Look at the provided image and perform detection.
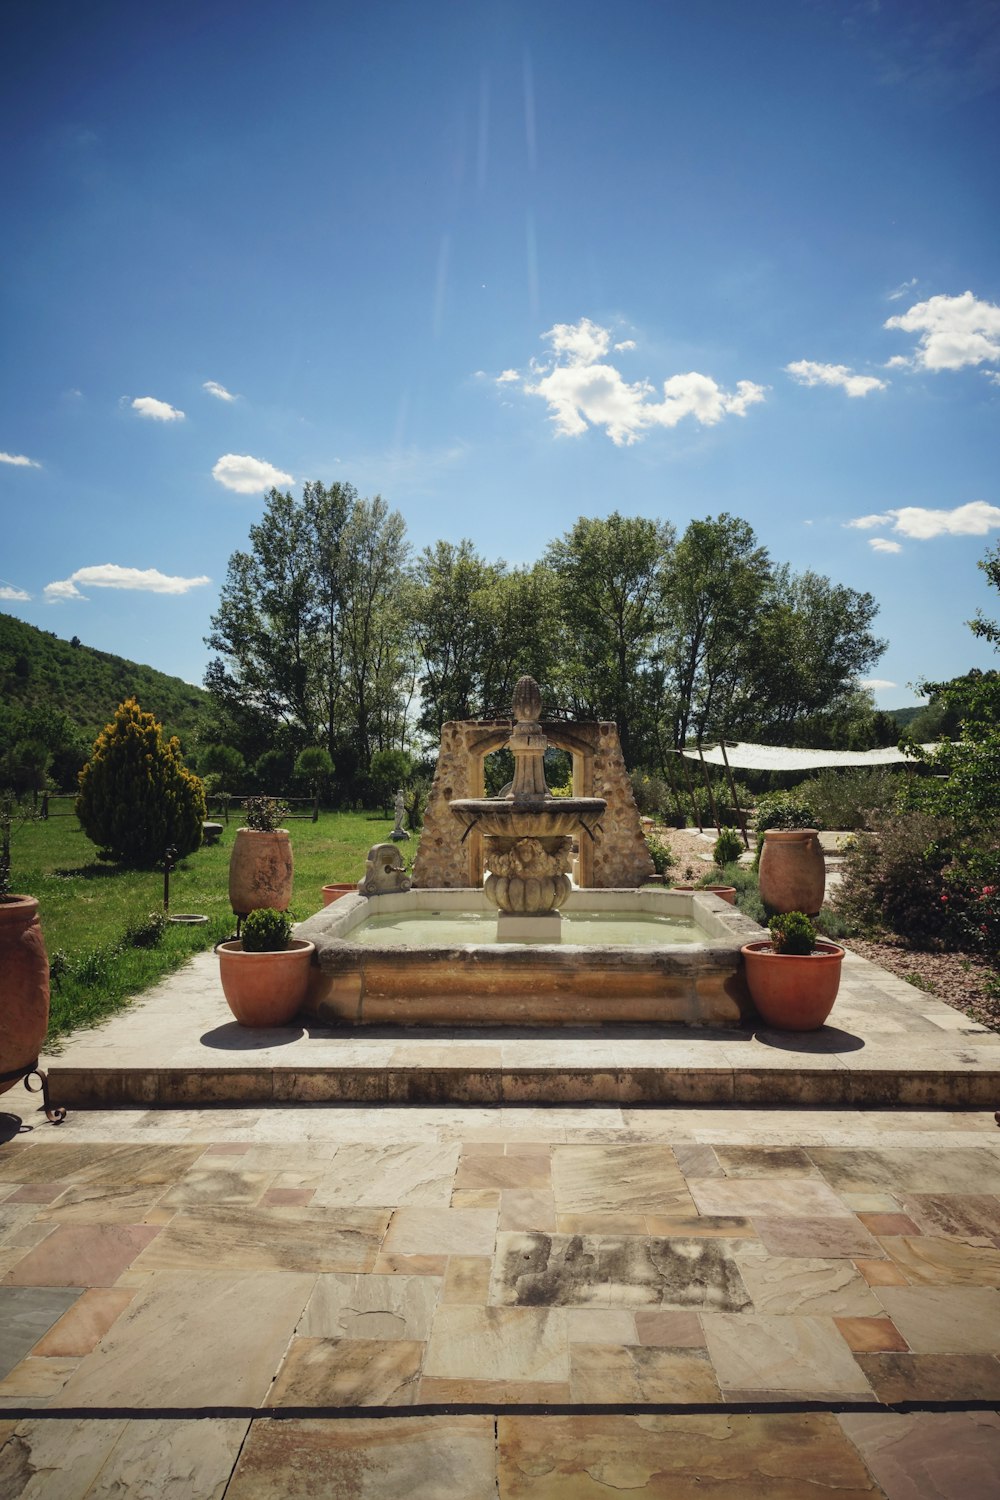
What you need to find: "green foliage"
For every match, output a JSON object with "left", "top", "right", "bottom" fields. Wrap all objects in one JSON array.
[
  {"left": 241, "top": 907, "right": 293, "bottom": 952},
  {"left": 768, "top": 910, "right": 816, "bottom": 956},
  {"left": 205, "top": 482, "right": 412, "bottom": 790},
  {"left": 546, "top": 512, "right": 675, "bottom": 767},
  {"left": 0, "top": 788, "right": 40, "bottom": 898},
  {"left": 835, "top": 813, "right": 957, "bottom": 947},
  {"left": 645, "top": 835, "right": 674, "bottom": 876},
  {"left": 713, "top": 826, "right": 743, "bottom": 866},
  {"left": 295, "top": 746, "right": 335, "bottom": 793},
  {"left": 0, "top": 610, "right": 210, "bottom": 757},
  {"left": 241, "top": 796, "right": 287, "bottom": 832},
  {"left": 754, "top": 791, "right": 816, "bottom": 835},
  {"left": 76, "top": 699, "right": 205, "bottom": 867},
  {"left": 122, "top": 910, "right": 167, "bottom": 949},
  {"left": 405, "top": 774, "right": 432, "bottom": 831},
  {"left": 792, "top": 766, "right": 903, "bottom": 831},
  {"left": 199, "top": 743, "right": 246, "bottom": 786},
  {"left": 368, "top": 747, "right": 413, "bottom": 811}
]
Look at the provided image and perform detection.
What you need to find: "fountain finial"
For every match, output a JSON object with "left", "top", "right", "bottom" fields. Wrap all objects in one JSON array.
[{"left": 512, "top": 675, "right": 542, "bottom": 723}]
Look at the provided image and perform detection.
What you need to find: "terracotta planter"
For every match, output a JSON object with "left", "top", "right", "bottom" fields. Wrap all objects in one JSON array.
[
  {"left": 703, "top": 885, "right": 737, "bottom": 905},
  {"left": 0, "top": 896, "right": 50, "bottom": 1095},
  {"left": 321, "top": 883, "right": 356, "bottom": 906},
  {"left": 758, "top": 828, "right": 825, "bottom": 916},
  {"left": 741, "top": 939, "right": 844, "bottom": 1031},
  {"left": 228, "top": 829, "right": 293, "bottom": 917},
  {"left": 217, "top": 938, "right": 315, "bottom": 1027}
]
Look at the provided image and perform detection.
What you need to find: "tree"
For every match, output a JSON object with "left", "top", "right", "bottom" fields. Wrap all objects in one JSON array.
[
  {"left": 76, "top": 699, "right": 205, "bottom": 865},
  {"left": 295, "top": 746, "right": 335, "bottom": 798},
  {"left": 205, "top": 483, "right": 412, "bottom": 787},
  {"left": 546, "top": 513, "right": 675, "bottom": 765},
  {"left": 661, "top": 514, "right": 770, "bottom": 750},
  {"left": 410, "top": 540, "right": 502, "bottom": 734},
  {"left": 368, "top": 747, "right": 413, "bottom": 813},
  {"left": 199, "top": 743, "right": 246, "bottom": 787}
]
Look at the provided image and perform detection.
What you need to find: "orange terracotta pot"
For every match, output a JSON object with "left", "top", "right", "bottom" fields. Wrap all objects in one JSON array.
[
  {"left": 217, "top": 939, "right": 315, "bottom": 1027},
  {"left": 703, "top": 885, "right": 737, "bottom": 905},
  {"left": 0, "top": 896, "right": 50, "bottom": 1095},
  {"left": 758, "top": 829, "right": 825, "bottom": 916},
  {"left": 321, "top": 883, "right": 356, "bottom": 906},
  {"left": 228, "top": 829, "right": 293, "bottom": 917},
  {"left": 741, "top": 939, "right": 844, "bottom": 1031}
]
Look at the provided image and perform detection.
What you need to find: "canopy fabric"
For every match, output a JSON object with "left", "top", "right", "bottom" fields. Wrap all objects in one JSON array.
[{"left": 678, "top": 741, "right": 934, "bottom": 771}]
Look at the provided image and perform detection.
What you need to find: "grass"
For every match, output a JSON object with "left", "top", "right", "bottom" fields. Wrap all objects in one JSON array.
[{"left": 10, "top": 807, "right": 405, "bottom": 1044}]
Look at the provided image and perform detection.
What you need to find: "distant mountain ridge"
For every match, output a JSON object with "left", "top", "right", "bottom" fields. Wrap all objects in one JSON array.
[{"left": 0, "top": 611, "right": 210, "bottom": 747}]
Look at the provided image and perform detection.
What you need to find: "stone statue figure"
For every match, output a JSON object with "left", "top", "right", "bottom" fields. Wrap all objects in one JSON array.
[{"left": 390, "top": 788, "right": 410, "bottom": 841}]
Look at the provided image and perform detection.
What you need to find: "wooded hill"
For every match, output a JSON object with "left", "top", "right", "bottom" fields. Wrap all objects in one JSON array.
[{"left": 0, "top": 612, "right": 210, "bottom": 750}]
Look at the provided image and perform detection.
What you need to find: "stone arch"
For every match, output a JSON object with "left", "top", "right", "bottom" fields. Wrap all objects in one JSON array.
[{"left": 412, "top": 718, "right": 653, "bottom": 890}]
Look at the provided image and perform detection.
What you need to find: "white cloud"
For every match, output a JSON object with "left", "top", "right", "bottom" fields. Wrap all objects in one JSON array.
[
  {"left": 44, "top": 579, "right": 84, "bottom": 602},
  {"left": 888, "top": 501, "right": 1000, "bottom": 539},
  {"left": 131, "top": 396, "right": 185, "bottom": 421},
  {"left": 496, "top": 369, "right": 520, "bottom": 384},
  {"left": 869, "top": 538, "right": 902, "bottom": 553},
  {"left": 514, "top": 318, "right": 765, "bottom": 446},
  {"left": 614, "top": 339, "right": 636, "bottom": 352},
  {"left": 861, "top": 679, "right": 897, "bottom": 690},
  {"left": 887, "top": 278, "right": 918, "bottom": 302},
  {"left": 212, "top": 453, "right": 294, "bottom": 494},
  {"left": 786, "top": 360, "right": 887, "bottom": 397},
  {"left": 203, "top": 380, "right": 237, "bottom": 402},
  {"left": 0, "top": 451, "right": 41, "bottom": 468},
  {"left": 0, "top": 583, "right": 31, "bottom": 601},
  {"left": 545, "top": 317, "right": 612, "bottom": 366},
  {"left": 847, "top": 513, "right": 891, "bottom": 530},
  {"left": 848, "top": 501, "right": 1000, "bottom": 541},
  {"left": 884, "top": 291, "right": 1000, "bottom": 371},
  {"left": 44, "top": 565, "right": 211, "bottom": 603}
]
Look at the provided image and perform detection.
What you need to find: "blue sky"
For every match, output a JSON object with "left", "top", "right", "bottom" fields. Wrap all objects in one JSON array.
[{"left": 2, "top": 0, "right": 999, "bottom": 711}]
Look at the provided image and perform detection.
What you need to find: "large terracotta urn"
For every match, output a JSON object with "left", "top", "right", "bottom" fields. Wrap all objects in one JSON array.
[
  {"left": 0, "top": 896, "right": 50, "bottom": 1094},
  {"left": 758, "top": 829, "right": 825, "bottom": 916},
  {"left": 228, "top": 829, "right": 293, "bottom": 917}
]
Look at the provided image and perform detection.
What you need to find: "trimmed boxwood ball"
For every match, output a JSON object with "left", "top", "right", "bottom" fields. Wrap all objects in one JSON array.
[
  {"left": 76, "top": 698, "right": 206, "bottom": 867},
  {"left": 768, "top": 910, "right": 816, "bottom": 956},
  {"left": 241, "top": 907, "right": 292, "bottom": 952}
]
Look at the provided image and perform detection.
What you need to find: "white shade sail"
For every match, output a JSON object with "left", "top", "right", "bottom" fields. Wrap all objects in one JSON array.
[{"left": 678, "top": 742, "right": 934, "bottom": 772}]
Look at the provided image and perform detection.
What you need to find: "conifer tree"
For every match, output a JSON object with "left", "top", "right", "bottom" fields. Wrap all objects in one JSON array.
[{"left": 77, "top": 698, "right": 205, "bottom": 865}]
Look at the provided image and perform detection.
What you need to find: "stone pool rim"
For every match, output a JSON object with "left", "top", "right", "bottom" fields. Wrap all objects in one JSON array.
[{"left": 296, "top": 888, "right": 765, "bottom": 1030}]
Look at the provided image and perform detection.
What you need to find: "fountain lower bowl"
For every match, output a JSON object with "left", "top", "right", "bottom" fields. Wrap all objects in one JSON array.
[{"left": 296, "top": 888, "right": 764, "bottom": 1029}]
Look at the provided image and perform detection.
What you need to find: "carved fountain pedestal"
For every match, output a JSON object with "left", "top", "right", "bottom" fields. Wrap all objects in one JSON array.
[{"left": 450, "top": 676, "right": 606, "bottom": 941}]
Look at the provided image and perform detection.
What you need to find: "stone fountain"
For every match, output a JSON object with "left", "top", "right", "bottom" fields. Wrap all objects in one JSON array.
[{"left": 449, "top": 676, "right": 606, "bottom": 941}]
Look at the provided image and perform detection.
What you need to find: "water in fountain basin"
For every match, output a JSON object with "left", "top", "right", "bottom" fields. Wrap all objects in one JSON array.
[{"left": 349, "top": 908, "right": 703, "bottom": 947}]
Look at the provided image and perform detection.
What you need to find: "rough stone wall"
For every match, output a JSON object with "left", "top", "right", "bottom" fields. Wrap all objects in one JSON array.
[
  {"left": 590, "top": 721, "right": 655, "bottom": 887},
  {"left": 413, "top": 718, "right": 654, "bottom": 890}
]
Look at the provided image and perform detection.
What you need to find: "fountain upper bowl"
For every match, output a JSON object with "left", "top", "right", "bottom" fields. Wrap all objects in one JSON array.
[{"left": 449, "top": 797, "right": 606, "bottom": 838}]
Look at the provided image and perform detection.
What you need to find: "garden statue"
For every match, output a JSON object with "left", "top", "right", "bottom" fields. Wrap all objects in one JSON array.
[{"left": 390, "top": 788, "right": 410, "bottom": 842}]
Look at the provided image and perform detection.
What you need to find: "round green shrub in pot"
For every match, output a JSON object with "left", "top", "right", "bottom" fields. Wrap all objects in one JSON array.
[{"left": 217, "top": 907, "right": 313, "bottom": 1027}]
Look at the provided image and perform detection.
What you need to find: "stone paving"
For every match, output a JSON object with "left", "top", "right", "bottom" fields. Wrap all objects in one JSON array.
[{"left": 2, "top": 1097, "right": 1000, "bottom": 1496}]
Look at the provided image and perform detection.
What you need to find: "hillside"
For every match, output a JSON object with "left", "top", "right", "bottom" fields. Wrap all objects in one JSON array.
[
  {"left": 888, "top": 705, "right": 926, "bottom": 730},
  {"left": 0, "top": 612, "right": 211, "bottom": 750}
]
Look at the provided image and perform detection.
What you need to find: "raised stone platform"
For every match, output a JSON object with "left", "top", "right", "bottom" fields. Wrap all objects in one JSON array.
[{"left": 41, "top": 947, "right": 1000, "bottom": 1111}]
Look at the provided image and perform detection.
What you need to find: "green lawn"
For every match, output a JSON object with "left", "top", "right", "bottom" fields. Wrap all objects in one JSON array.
[{"left": 11, "top": 808, "right": 407, "bottom": 1044}]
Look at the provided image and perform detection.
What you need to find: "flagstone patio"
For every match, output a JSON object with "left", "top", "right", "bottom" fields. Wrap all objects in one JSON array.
[{"left": 2, "top": 945, "right": 999, "bottom": 1494}]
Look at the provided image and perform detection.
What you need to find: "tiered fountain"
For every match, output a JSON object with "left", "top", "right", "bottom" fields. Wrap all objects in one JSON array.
[{"left": 449, "top": 676, "right": 606, "bottom": 942}]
